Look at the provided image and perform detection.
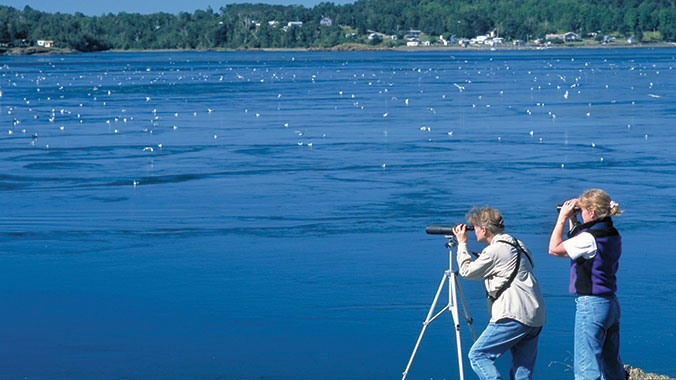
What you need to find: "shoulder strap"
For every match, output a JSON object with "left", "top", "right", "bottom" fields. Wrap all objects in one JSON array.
[
  {"left": 496, "top": 239, "right": 533, "bottom": 267},
  {"left": 488, "top": 239, "right": 533, "bottom": 301}
]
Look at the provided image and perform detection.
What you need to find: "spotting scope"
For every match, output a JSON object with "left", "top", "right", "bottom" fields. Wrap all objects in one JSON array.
[{"left": 426, "top": 225, "right": 475, "bottom": 235}]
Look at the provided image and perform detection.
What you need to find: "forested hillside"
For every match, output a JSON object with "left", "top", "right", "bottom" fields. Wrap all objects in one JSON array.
[{"left": 1, "top": 0, "right": 675, "bottom": 51}]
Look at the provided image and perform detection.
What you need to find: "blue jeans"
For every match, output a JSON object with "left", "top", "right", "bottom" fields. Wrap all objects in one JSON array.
[
  {"left": 468, "top": 319, "right": 542, "bottom": 380},
  {"left": 574, "top": 295, "right": 625, "bottom": 380}
]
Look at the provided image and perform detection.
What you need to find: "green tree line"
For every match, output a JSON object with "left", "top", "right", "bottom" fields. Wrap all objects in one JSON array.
[{"left": 1, "top": 0, "right": 675, "bottom": 51}]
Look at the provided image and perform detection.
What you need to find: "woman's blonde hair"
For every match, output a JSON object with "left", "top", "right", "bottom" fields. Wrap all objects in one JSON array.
[
  {"left": 577, "top": 189, "right": 622, "bottom": 219},
  {"left": 466, "top": 206, "right": 505, "bottom": 235}
]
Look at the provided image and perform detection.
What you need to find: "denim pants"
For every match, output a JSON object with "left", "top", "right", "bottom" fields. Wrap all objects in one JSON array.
[
  {"left": 575, "top": 295, "right": 625, "bottom": 380},
  {"left": 468, "top": 319, "right": 542, "bottom": 380}
]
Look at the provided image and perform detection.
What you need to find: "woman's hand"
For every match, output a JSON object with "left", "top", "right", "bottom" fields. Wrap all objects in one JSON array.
[
  {"left": 549, "top": 198, "right": 576, "bottom": 257},
  {"left": 453, "top": 224, "right": 468, "bottom": 244},
  {"left": 558, "top": 198, "right": 578, "bottom": 224}
]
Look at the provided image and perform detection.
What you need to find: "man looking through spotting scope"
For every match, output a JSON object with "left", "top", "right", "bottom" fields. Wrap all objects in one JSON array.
[{"left": 453, "top": 206, "right": 546, "bottom": 380}]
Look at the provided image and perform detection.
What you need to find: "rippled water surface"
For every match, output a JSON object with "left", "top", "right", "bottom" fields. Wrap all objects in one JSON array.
[{"left": 2, "top": 49, "right": 676, "bottom": 379}]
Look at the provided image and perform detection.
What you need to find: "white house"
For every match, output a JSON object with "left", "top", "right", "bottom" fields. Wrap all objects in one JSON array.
[
  {"left": 320, "top": 17, "right": 333, "bottom": 27},
  {"left": 36, "top": 40, "right": 54, "bottom": 48},
  {"left": 283, "top": 21, "right": 303, "bottom": 32},
  {"left": 439, "top": 35, "right": 458, "bottom": 46},
  {"left": 405, "top": 30, "right": 422, "bottom": 40},
  {"left": 367, "top": 30, "right": 396, "bottom": 41},
  {"left": 545, "top": 32, "right": 580, "bottom": 42},
  {"left": 487, "top": 37, "right": 504, "bottom": 46}
]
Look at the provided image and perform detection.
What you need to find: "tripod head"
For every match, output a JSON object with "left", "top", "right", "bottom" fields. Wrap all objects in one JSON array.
[{"left": 445, "top": 235, "right": 458, "bottom": 249}]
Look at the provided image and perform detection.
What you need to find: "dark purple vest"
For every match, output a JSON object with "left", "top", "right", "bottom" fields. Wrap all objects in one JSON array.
[{"left": 568, "top": 217, "right": 621, "bottom": 295}]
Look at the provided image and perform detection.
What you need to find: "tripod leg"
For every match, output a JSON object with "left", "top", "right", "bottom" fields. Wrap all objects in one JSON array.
[
  {"left": 449, "top": 271, "right": 466, "bottom": 380},
  {"left": 401, "top": 273, "right": 448, "bottom": 380},
  {"left": 455, "top": 274, "right": 477, "bottom": 341}
]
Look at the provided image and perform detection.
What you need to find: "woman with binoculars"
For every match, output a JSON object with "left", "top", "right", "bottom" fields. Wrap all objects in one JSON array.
[{"left": 549, "top": 189, "right": 625, "bottom": 380}]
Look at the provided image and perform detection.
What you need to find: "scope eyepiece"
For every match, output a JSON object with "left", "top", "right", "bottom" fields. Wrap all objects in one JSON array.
[{"left": 426, "top": 225, "right": 475, "bottom": 235}]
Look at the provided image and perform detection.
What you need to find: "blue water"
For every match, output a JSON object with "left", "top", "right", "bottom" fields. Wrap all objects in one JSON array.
[{"left": 1, "top": 49, "right": 676, "bottom": 380}]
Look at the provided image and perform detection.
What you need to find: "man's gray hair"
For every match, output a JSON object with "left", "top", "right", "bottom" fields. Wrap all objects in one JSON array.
[{"left": 466, "top": 206, "right": 505, "bottom": 235}]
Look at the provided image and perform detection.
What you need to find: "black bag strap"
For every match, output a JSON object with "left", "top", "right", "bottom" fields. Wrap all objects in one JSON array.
[
  {"left": 499, "top": 239, "right": 533, "bottom": 267},
  {"left": 487, "top": 239, "right": 533, "bottom": 301}
]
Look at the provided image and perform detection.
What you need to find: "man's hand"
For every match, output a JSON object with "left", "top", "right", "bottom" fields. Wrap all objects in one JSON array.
[{"left": 453, "top": 224, "right": 468, "bottom": 244}]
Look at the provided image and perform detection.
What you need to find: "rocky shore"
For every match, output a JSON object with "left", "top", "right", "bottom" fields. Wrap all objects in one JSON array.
[
  {"left": 627, "top": 365, "right": 675, "bottom": 380},
  {"left": 1, "top": 46, "right": 77, "bottom": 56}
]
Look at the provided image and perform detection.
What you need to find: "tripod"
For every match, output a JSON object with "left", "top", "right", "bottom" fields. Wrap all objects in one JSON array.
[{"left": 402, "top": 235, "right": 477, "bottom": 380}]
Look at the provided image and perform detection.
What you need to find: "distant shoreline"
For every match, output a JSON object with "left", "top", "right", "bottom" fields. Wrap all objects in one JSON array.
[{"left": 3, "top": 42, "right": 676, "bottom": 56}]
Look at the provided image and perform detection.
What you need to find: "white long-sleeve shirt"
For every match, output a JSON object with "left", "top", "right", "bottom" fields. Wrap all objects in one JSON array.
[{"left": 457, "top": 233, "right": 546, "bottom": 327}]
